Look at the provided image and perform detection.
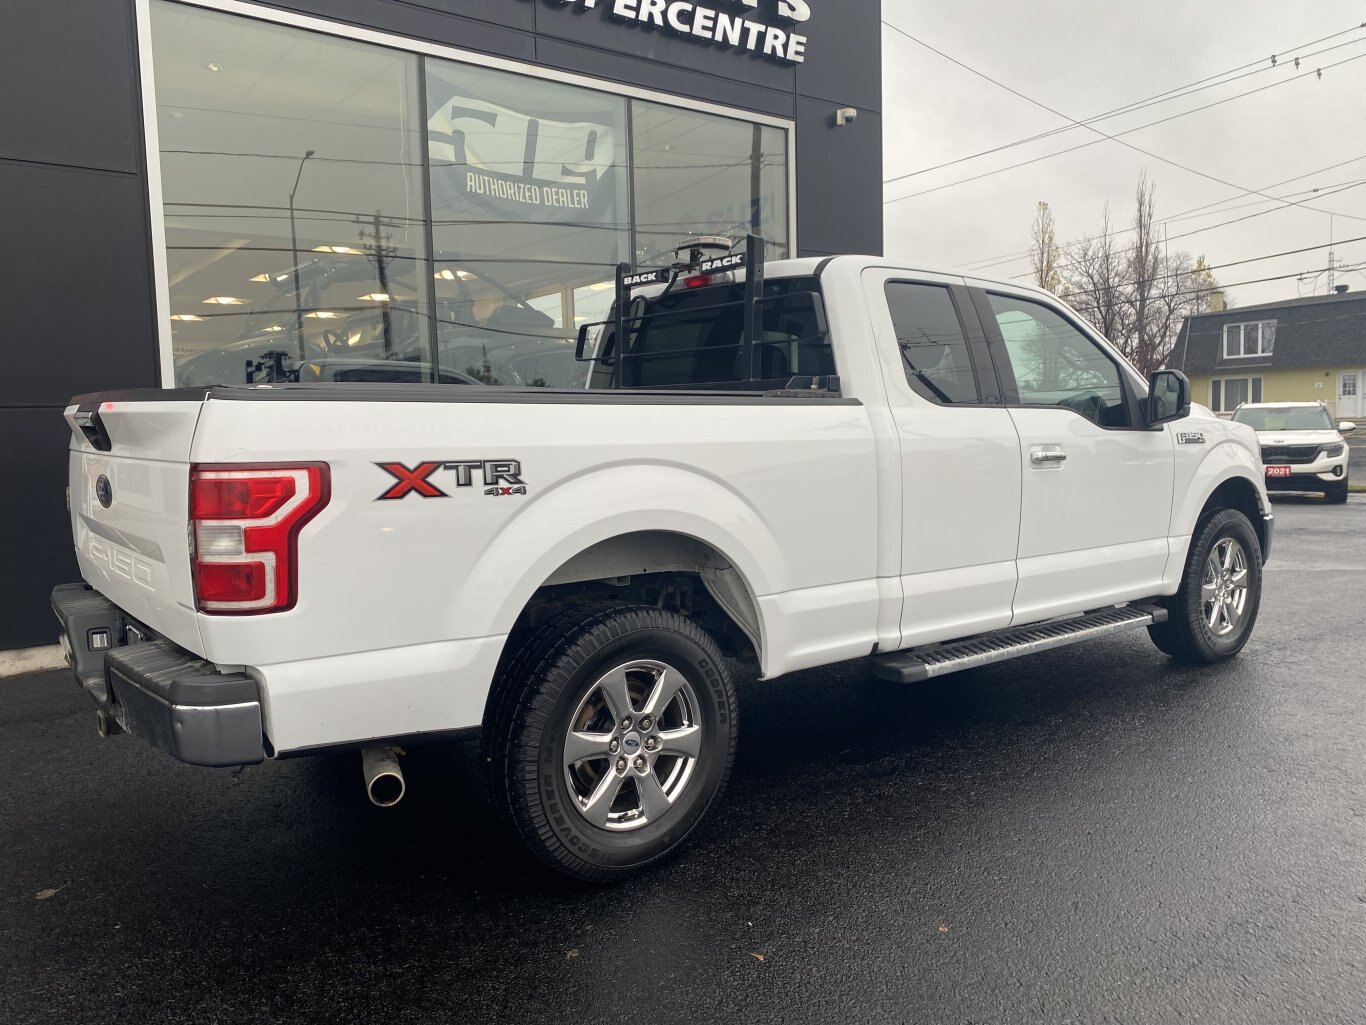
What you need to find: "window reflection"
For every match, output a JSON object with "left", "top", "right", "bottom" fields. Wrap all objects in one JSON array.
[
  {"left": 151, "top": 1, "right": 791, "bottom": 390},
  {"left": 425, "top": 60, "right": 630, "bottom": 389},
  {"left": 632, "top": 102, "right": 789, "bottom": 266},
  {"left": 152, "top": 1, "right": 432, "bottom": 386}
]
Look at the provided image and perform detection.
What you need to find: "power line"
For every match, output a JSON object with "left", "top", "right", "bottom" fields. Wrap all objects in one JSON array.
[
  {"left": 956, "top": 155, "right": 1366, "bottom": 272},
  {"left": 1051, "top": 240, "right": 1366, "bottom": 301},
  {"left": 1057, "top": 267, "right": 1310, "bottom": 303},
  {"left": 1162, "top": 179, "right": 1366, "bottom": 245},
  {"left": 883, "top": 27, "right": 1366, "bottom": 185},
  {"left": 888, "top": 60, "right": 1366, "bottom": 206},
  {"left": 994, "top": 180, "right": 1366, "bottom": 283},
  {"left": 1034, "top": 234, "right": 1366, "bottom": 295},
  {"left": 1107, "top": 264, "right": 1344, "bottom": 299},
  {"left": 881, "top": 21, "right": 1366, "bottom": 213}
]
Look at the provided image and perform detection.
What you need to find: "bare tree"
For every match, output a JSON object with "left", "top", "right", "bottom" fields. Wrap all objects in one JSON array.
[
  {"left": 1126, "top": 172, "right": 1167, "bottom": 375},
  {"left": 1065, "top": 204, "right": 1126, "bottom": 343},
  {"left": 1029, "top": 201, "right": 1063, "bottom": 294},
  {"left": 1054, "top": 172, "right": 1225, "bottom": 375}
]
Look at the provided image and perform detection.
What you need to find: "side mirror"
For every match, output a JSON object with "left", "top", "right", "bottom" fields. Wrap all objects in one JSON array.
[
  {"left": 1338, "top": 421, "right": 1357, "bottom": 434},
  {"left": 1147, "top": 369, "right": 1190, "bottom": 426}
]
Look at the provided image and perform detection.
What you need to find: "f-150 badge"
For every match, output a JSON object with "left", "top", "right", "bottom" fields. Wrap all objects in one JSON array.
[
  {"left": 376, "top": 460, "right": 527, "bottom": 500},
  {"left": 1175, "top": 432, "right": 1207, "bottom": 445}
]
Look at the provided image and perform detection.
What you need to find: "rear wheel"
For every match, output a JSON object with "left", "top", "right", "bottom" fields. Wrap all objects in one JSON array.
[
  {"left": 485, "top": 604, "right": 737, "bottom": 881},
  {"left": 1148, "top": 508, "right": 1262, "bottom": 664},
  {"left": 1324, "top": 478, "right": 1349, "bottom": 504}
]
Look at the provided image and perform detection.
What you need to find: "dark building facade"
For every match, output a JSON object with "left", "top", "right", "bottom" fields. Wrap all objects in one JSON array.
[{"left": 0, "top": 0, "right": 883, "bottom": 649}]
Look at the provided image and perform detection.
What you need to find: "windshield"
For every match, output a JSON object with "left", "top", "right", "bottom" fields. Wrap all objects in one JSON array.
[{"left": 1232, "top": 406, "right": 1334, "bottom": 431}]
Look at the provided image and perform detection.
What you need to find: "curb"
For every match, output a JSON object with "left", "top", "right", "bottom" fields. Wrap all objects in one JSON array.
[{"left": 0, "top": 645, "right": 65, "bottom": 679}]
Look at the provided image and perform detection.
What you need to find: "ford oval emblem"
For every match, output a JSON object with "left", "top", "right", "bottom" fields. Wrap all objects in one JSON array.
[{"left": 95, "top": 475, "right": 113, "bottom": 509}]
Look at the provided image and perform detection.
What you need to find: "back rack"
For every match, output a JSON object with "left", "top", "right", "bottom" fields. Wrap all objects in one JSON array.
[
  {"left": 579, "top": 234, "right": 755, "bottom": 372},
  {"left": 609, "top": 234, "right": 758, "bottom": 364},
  {"left": 572, "top": 233, "right": 837, "bottom": 395}
]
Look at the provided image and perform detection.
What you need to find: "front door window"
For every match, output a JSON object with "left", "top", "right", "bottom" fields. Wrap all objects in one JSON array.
[{"left": 986, "top": 293, "right": 1129, "bottom": 427}]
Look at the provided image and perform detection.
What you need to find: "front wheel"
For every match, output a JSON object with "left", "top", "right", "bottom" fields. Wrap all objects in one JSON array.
[
  {"left": 485, "top": 604, "right": 738, "bottom": 881},
  {"left": 1324, "top": 478, "right": 1349, "bottom": 504},
  {"left": 1148, "top": 508, "right": 1263, "bottom": 664}
]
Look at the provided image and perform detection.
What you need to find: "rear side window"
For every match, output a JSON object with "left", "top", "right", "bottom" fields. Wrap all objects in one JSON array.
[
  {"left": 883, "top": 282, "right": 981, "bottom": 404},
  {"left": 619, "top": 277, "right": 834, "bottom": 390}
]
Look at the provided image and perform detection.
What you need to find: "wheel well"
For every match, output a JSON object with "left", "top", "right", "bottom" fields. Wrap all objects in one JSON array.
[
  {"left": 1201, "top": 477, "right": 1267, "bottom": 555},
  {"left": 487, "top": 532, "right": 762, "bottom": 705}
]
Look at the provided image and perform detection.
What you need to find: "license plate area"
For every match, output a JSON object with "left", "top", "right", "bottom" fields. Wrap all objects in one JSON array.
[{"left": 1266, "top": 465, "right": 1292, "bottom": 478}]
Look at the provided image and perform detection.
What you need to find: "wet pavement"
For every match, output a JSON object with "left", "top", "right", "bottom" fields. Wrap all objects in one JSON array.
[{"left": 3, "top": 498, "right": 1365, "bottom": 1024}]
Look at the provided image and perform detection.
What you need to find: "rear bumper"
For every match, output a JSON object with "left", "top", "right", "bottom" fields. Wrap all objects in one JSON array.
[{"left": 51, "top": 584, "right": 265, "bottom": 767}]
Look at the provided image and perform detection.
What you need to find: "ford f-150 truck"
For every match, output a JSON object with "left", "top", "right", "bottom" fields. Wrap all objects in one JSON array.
[{"left": 53, "top": 237, "right": 1272, "bottom": 880}]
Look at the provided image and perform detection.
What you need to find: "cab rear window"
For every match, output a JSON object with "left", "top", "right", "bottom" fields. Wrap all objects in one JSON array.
[{"left": 617, "top": 277, "right": 834, "bottom": 390}]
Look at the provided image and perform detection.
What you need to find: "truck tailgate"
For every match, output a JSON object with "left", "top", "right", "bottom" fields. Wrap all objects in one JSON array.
[{"left": 64, "top": 398, "right": 205, "bottom": 655}]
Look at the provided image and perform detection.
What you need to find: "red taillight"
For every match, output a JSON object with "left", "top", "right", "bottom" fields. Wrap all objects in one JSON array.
[
  {"left": 191, "top": 476, "right": 296, "bottom": 520},
  {"left": 189, "top": 463, "right": 329, "bottom": 615},
  {"left": 195, "top": 562, "right": 268, "bottom": 603},
  {"left": 684, "top": 274, "right": 713, "bottom": 289}
]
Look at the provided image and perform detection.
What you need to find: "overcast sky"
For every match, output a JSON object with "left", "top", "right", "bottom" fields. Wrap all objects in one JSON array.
[{"left": 881, "top": 0, "right": 1366, "bottom": 307}]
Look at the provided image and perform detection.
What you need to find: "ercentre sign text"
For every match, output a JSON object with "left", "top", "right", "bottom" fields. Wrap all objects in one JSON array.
[{"left": 559, "top": 0, "right": 813, "bottom": 65}]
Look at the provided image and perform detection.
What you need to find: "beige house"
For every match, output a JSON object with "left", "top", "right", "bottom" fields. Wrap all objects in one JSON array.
[{"left": 1170, "top": 289, "right": 1366, "bottom": 419}]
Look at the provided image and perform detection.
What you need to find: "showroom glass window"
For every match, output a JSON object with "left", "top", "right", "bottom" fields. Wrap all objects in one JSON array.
[
  {"left": 149, "top": 2, "right": 791, "bottom": 389},
  {"left": 631, "top": 102, "right": 789, "bottom": 267},
  {"left": 424, "top": 59, "right": 630, "bottom": 388},
  {"left": 150, "top": 2, "right": 432, "bottom": 386}
]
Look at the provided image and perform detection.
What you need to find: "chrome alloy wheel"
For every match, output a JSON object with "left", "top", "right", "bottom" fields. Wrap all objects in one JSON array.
[
  {"left": 1201, "top": 536, "right": 1249, "bottom": 637},
  {"left": 562, "top": 660, "right": 703, "bottom": 832}
]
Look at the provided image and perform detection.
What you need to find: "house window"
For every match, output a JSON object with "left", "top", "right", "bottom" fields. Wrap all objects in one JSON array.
[
  {"left": 1210, "top": 376, "right": 1262, "bottom": 413},
  {"left": 1222, "top": 320, "right": 1276, "bottom": 359}
]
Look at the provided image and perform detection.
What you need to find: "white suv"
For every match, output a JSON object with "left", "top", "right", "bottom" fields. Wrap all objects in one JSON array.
[{"left": 1231, "top": 402, "right": 1355, "bottom": 504}]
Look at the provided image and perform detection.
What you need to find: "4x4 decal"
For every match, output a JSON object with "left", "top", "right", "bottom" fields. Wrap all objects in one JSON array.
[{"left": 376, "top": 460, "right": 526, "bottom": 500}]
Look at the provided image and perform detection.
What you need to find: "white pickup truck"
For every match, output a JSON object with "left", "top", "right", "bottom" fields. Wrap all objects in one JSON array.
[{"left": 53, "top": 238, "right": 1272, "bottom": 880}]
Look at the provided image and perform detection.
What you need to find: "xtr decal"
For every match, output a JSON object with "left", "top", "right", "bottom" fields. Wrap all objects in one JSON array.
[
  {"left": 377, "top": 461, "right": 449, "bottom": 500},
  {"left": 376, "top": 460, "right": 527, "bottom": 500}
]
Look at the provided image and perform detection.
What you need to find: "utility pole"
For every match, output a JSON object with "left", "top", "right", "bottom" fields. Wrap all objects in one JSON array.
[
  {"left": 1327, "top": 215, "right": 1336, "bottom": 296},
  {"left": 356, "top": 210, "right": 401, "bottom": 354}
]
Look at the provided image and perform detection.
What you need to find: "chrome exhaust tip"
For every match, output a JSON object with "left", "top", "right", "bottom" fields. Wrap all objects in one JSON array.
[{"left": 361, "top": 746, "right": 405, "bottom": 808}]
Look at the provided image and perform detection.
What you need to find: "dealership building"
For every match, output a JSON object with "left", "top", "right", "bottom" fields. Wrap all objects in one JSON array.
[{"left": 0, "top": 0, "right": 882, "bottom": 650}]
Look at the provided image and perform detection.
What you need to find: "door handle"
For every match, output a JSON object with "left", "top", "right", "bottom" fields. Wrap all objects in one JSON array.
[{"left": 1030, "top": 445, "right": 1068, "bottom": 466}]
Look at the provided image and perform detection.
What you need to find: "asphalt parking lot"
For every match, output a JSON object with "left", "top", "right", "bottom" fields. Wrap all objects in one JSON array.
[{"left": 3, "top": 497, "right": 1365, "bottom": 1025}]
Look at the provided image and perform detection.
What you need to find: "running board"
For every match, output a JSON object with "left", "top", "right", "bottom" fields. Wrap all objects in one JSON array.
[{"left": 871, "top": 604, "right": 1169, "bottom": 684}]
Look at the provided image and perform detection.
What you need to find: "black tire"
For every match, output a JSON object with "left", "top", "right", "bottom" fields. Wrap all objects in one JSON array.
[
  {"left": 1147, "top": 508, "right": 1262, "bottom": 664},
  {"left": 485, "top": 603, "right": 738, "bottom": 881},
  {"left": 1324, "top": 478, "right": 1349, "bottom": 504}
]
